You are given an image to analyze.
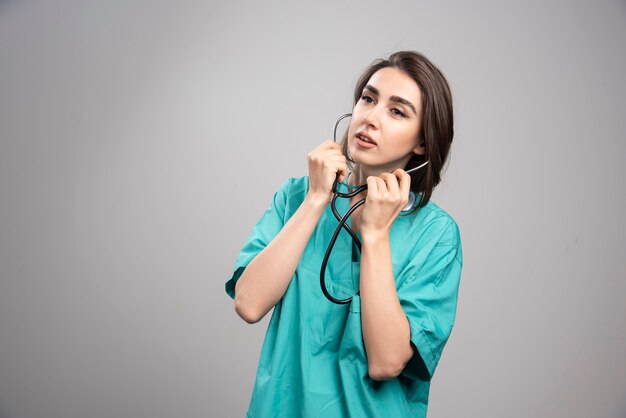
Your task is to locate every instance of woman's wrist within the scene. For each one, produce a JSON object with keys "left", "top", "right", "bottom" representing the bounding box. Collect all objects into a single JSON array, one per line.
[
  {"left": 304, "top": 192, "right": 330, "bottom": 209},
  {"left": 361, "top": 228, "right": 391, "bottom": 245}
]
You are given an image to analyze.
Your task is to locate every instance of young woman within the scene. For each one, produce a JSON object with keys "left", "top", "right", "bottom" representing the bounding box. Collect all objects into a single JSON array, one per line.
[{"left": 226, "top": 51, "right": 463, "bottom": 417}]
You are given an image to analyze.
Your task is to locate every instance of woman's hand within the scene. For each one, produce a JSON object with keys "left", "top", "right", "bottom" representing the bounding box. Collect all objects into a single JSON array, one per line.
[
  {"left": 360, "top": 169, "right": 411, "bottom": 240},
  {"left": 306, "top": 140, "right": 348, "bottom": 205}
]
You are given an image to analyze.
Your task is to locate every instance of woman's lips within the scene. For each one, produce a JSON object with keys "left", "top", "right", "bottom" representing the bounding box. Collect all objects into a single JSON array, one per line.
[
  {"left": 356, "top": 131, "right": 377, "bottom": 145},
  {"left": 356, "top": 135, "right": 377, "bottom": 148}
]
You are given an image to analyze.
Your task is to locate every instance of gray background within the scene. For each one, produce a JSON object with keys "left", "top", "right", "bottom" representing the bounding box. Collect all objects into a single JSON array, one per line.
[{"left": 1, "top": 0, "right": 625, "bottom": 417}]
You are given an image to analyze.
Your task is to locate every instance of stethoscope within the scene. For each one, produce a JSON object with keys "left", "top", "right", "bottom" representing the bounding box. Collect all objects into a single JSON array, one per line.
[{"left": 320, "top": 113, "right": 430, "bottom": 304}]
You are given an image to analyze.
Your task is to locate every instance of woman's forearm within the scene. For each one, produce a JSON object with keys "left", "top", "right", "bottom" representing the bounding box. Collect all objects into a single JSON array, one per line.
[
  {"left": 360, "top": 232, "right": 414, "bottom": 380},
  {"left": 234, "top": 193, "right": 327, "bottom": 324}
]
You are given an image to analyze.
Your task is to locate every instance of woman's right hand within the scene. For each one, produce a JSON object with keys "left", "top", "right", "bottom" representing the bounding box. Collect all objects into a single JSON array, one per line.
[{"left": 306, "top": 140, "right": 348, "bottom": 205}]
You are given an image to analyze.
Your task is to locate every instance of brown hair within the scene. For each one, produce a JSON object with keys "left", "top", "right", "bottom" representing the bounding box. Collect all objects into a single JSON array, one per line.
[{"left": 340, "top": 51, "right": 454, "bottom": 211}]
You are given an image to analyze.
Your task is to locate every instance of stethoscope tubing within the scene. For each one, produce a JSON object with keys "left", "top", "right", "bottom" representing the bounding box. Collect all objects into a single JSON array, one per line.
[{"left": 320, "top": 177, "right": 367, "bottom": 304}]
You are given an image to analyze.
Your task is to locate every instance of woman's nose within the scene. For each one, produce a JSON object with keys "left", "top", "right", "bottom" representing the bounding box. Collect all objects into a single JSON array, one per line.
[{"left": 363, "top": 105, "right": 382, "bottom": 128}]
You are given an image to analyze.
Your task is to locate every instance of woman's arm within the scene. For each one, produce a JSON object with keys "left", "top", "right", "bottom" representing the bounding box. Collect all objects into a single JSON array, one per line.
[
  {"left": 360, "top": 232, "right": 414, "bottom": 381},
  {"left": 234, "top": 140, "right": 348, "bottom": 324},
  {"left": 233, "top": 193, "right": 327, "bottom": 324},
  {"left": 356, "top": 171, "right": 415, "bottom": 380}
]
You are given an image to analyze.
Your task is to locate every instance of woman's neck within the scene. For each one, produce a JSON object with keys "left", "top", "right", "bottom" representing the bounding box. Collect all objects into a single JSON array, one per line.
[
  {"left": 348, "top": 154, "right": 417, "bottom": 187},
  {"left": 347, "top": 164, "right": 397, "bottom": 187}
]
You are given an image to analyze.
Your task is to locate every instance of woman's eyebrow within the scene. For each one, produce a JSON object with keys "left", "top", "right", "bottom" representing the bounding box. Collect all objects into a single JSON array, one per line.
[{"left": 364, "top": 84, "right": 417, "bottom": 116}]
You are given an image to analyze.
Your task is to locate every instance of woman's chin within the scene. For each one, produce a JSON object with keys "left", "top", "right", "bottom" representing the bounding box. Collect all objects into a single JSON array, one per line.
[
  {"left": 348, "top": 145, "right": 368, "bottom": 162},
  {"left": 348, "top": 149, "right": 374, "bottom": 167}
]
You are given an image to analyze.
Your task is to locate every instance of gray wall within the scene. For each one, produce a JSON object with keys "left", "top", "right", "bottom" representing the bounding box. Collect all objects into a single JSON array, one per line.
[{"left": 1, "top": 1, "right": 625, "bottom": 417}]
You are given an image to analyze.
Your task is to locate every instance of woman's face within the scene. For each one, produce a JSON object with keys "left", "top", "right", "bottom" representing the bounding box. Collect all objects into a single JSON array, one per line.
[{"left": 347, "top": 67, "right": 425, "bottom": 173}]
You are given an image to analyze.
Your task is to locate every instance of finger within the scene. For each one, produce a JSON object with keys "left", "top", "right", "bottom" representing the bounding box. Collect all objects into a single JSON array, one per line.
[
  {"left": 366, "top": 176, "right": 379, "bottom": 196},
  {"left": 374, "top": 177, "right": 387, "bottom": 198},
  {"left": 324, "top": 154, "right": 348, "bottom": 162},
  {"left": 309, "top": 150, "right": 345, "bottom": 165},
  {"left": 325, "top": 140, "right": 343, "bottom": 150},
  {"left": 316, "top": 140, "right": 339, "bottom": 151},
  {"left": 394, "top": 169, "right": 411, "bottom": 200},
  {"left": 379, "top": 172, "right": 400, "bottom": 195},
  {"left": 324, "top": 148, "right": 346, "bottom": 158},
  {"left": 336, "top": 164, "right": 348, "bottom": 181},
  {"left": 326, "top": 160, "right": 348, "bottom": 178}
]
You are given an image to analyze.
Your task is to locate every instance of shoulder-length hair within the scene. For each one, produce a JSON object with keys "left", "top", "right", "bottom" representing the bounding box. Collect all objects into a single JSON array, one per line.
[{"left": 340, "top": 51, "right": 455, "bottom": 211}]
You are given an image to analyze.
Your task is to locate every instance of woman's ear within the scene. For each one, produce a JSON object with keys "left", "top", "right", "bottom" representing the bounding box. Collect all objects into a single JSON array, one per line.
[{"left": 412, "top": 140, "right": 427, "bottom": 155}]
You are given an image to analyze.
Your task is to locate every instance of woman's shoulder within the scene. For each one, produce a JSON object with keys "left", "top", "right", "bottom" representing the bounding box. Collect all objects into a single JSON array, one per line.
[
  {"left": 405, "top": 197, "right": 461, "bottom": 245},
  {"left": 281, "top": 175, "right": 309, "bottom": 194},
  {"left": 275, "top": 175, "right": 309, "bottom": 200},
  {"left": 272, "top": 176, "right": 310, "bottom": 215},
  {"left": 418, "top": 198, "right": 457, "bottom": 224}
]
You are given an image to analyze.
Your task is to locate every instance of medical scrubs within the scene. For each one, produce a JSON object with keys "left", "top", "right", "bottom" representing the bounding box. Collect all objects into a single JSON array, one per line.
[{"left": 225, "top": 176, "right": 463, "bottom": 418}]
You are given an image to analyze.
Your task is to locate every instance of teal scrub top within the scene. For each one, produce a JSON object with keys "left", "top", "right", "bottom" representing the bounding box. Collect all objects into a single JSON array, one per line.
[{"left": 226, "top": 176, "right": 463, "bottom": 418}]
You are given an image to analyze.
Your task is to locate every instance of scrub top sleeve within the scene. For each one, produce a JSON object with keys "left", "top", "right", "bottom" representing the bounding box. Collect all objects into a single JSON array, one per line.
[
  {"left": 398, "top": 219, "right": 463, "bottom": 381},
  {"left": 225, "top": 178, "right": 292, "bottom": 300}
]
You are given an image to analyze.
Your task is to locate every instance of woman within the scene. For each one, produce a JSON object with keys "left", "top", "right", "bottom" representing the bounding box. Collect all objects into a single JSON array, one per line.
[{"left": 226, "top": 51, "right": 463, "bottom": 417}]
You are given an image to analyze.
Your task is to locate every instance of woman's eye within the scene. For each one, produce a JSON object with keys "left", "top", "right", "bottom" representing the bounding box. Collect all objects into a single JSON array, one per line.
[
  {"left": 360, "top": 94, "right": 374, "bottom": 103},
  {"left": 391, "top": 108, "right": 407, "bottom": 118}
]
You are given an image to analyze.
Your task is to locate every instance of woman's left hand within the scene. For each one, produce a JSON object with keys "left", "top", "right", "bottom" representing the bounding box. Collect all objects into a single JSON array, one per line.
[{"left": 360, "top": 169, "right": 411, "bottom": 240}]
